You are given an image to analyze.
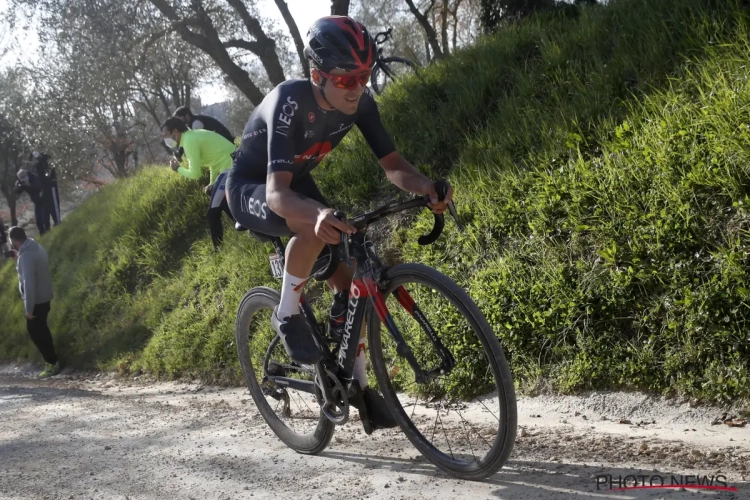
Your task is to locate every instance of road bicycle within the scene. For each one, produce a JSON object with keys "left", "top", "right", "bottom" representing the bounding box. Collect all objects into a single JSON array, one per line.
[
  {"left": 370, "top": 28, "right": 420, "bottom": 95},
  {"left": 234, "top": 182, "right": 517, "bottom": 480}
]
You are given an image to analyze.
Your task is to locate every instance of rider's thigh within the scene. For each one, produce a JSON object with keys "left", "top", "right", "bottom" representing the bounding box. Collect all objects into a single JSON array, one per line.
[
  {"left": 226, "top": 172, "right": 330, "bottom": 238},
  {"left": 226, "top": 175, "right": 293, "bottom": 237}
]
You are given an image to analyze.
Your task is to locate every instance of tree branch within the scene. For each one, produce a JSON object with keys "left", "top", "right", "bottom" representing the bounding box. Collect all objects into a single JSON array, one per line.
[
  {"left": 224, "top": 38, "right": 263, "bottom": 53},
  {"left": 404, "top": 0, "right": 444, "bottom": 59},
  {"left": 330, "top": 0, "right": 351, "bottom": 16},
  {"left": 274, "top": 0, "right": 309, "bottom": 78},
  {"left": 225, "top": 0, "right": 286, "bottom": 85}
]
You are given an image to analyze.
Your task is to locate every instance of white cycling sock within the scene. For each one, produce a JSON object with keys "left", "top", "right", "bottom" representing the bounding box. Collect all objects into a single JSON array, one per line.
[
  {"left": 353, "top": 341, "right": 368, "bottom": 388},
  {"left": 277, "top": 270, "right": 305, "bottom": 319}
]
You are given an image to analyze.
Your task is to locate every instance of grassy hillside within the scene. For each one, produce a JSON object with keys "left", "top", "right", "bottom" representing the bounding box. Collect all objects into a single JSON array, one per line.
[{"left": 1, "top": 0, "right": 749, "bottom": 401}]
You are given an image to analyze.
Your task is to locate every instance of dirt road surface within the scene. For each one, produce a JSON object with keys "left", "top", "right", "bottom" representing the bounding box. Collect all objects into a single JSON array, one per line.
[{"left": 1, "top": 367, "right": 748, "bottom": 500}]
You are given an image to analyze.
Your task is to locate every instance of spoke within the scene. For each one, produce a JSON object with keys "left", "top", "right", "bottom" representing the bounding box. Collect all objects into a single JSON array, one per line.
[
  {"left": 473, "top": 366, "right": 501, "bottom": 422},
  {"left": 454, "top": 405, "right": 494, "bottom": 451},
  {"left": 459, "top": 415, "right": 477, "bottom": 462},
  {"left": 474, "top": 395, "right": 500, "bottom": 423},
  {"left": 436, "top": 395, "right": 454, "bottom": 460},
  {"left": 297, "top": 390, "right": 317, "bottom": 418},
  {"left": 431, "top": 401, "right": 439, "bottom": 443}
]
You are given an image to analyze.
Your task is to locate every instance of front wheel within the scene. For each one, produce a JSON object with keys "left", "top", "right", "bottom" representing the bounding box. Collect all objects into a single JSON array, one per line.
[
  {"left": 235, "top": 287, "right": 335, "bottom": 455},
  {"left": 367, "top": 264, "right": 517, "bottom": 480},
  {"left": 371, "top": 56, "right": 419, "bottom": 95}
]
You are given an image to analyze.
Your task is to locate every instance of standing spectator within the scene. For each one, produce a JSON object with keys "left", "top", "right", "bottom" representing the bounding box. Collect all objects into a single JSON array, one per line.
[
  {"left": 8, "top": 226, "right": 60, "bottom": 378},
  {"left": 30, "top": 151, "right": 61, "bottom": 227},
  {"left": 173, "top": 106, "right": 235, "bottom": 144},
  {"left": 14, "top": 169, "right": 49, "bottom": 235}
]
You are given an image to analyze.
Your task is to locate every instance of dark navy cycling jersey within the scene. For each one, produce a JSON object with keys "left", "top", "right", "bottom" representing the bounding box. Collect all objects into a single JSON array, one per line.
[{"left": 231, "top": 79, "right": 395, "bottom": 181}]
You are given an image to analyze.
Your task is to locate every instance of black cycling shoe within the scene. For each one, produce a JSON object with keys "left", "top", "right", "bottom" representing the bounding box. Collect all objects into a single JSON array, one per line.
[
  {"left": 271, "top": 308, "right": 324, "bottom": 365},
  {"left": 350, "top": 385, "right": 398, "bottom": 431}
]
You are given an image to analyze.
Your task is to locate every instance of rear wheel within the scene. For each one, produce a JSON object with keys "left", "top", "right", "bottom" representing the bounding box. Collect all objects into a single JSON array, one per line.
[
  {"left": 235, "top": 287, "right": 335, "bottom": 454},
  {"left": 368, "top": 264, "right": 517, "bottom": 480},
  {"left": 371, "top": 56, "right": 419, "bottom": 95}
]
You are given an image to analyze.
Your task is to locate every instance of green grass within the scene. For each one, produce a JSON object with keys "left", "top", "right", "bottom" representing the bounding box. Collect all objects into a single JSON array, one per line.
[{"left": 1, "top": 0, "right": 749, "bottom": 401}]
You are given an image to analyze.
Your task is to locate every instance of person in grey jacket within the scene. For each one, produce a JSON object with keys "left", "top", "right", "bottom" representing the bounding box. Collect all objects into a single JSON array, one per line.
[{"left": 8, "top": 226, "right": 60, "bottom": 378}]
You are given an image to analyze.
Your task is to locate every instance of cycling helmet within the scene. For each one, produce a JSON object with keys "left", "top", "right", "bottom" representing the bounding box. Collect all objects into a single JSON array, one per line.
[{"left": 304, "top": 16, "right": 375, "bottom": 72}]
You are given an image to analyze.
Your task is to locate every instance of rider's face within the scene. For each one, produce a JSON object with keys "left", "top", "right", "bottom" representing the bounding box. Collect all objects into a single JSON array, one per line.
[
  {"left": 318, "top": 68, "right": 369, "bottom": 115},
  {"left": 160, "top": 126, "right": 179, "bottom": 146}
]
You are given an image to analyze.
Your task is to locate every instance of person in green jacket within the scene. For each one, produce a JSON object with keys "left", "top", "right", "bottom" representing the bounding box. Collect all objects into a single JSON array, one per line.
[{"left": 161, "top": 117, "right": 236, "bottom": 250}]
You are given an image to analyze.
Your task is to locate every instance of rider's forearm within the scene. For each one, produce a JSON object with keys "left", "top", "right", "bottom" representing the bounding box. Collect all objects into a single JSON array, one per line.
[
  {"left": 267, "top": 186, "right": 327, "bottom": 226},
  {"left": 383, "top": 155, "right": 433, "bottom": 195}
]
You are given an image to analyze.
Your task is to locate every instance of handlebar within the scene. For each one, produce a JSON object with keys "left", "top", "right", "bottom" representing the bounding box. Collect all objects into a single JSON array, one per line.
[
  {"left": 374, "top": 27, "right": 393, "bottom": 45},
  {"left": 339, "top": 179, "right": 460, "bottom": 249}
]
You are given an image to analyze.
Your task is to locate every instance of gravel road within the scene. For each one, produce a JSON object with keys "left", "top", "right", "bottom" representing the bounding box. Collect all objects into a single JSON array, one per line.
[{"left": 1, "top": 367, "right": 748, "bottom": 499}]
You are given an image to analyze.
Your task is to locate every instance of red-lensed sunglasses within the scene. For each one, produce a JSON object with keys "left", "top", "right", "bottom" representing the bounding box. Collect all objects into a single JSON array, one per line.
[{"left": 317, "top": 68, "right": 371, "bottom": 89}]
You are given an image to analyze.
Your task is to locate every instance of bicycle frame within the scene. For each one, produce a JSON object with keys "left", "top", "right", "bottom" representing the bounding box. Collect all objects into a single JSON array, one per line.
[{"left": 263, "top": 208, "right": 457, "bottom": 396}]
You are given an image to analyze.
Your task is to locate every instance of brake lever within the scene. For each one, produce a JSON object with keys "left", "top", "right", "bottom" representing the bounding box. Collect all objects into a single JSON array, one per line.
[
  {"left": 334, "top": 211, "right": 351, "bottom": 266},
  {"left": 447, "top": 200, "right": 463, "bottom": 231},
  {"left": 433, "top": 180, "right": 463, "bottom": 231}
]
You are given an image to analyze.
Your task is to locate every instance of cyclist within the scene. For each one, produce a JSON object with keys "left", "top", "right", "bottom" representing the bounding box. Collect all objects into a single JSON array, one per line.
[
  {"left": 226, "top": 16, "right": 453, "bottom": 430},
  {"left": 174, "top": 106, "right": 235, "bottom": 144},
  {"left": 160, "top": 117, "right": 237, "bottom": 250}
]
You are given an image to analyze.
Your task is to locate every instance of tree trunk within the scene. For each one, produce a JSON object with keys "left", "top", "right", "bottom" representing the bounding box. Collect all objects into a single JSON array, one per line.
[
  {"left": 450, "top": 0, "right": 463, "bottom": 50},
  {"left": 274, "top": 0, "right": 310, "bottom": 78},
  {"left": 440, "top": 0, "right": 449, "bottom": 55},
  {"left": 0, "top": 184, "right": 17, "bottom": 226},
  {"left": 404, "top": 0, "right": 444, "bottom": 59},
  {"left": 331, "top": 0, "right": 350, "bottom": 16}
]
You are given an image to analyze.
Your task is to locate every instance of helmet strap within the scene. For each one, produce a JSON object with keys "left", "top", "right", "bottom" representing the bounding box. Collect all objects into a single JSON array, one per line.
[{"left": 312, "top": 69, "right": 336, "bottom": 111}]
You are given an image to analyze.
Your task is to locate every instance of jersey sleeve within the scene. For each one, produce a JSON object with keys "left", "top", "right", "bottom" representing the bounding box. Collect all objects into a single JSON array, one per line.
[
  {"left": 177, "top": 134, "right": 203, "bottom": 180},
  {"left": 265, "top": 88, "right": 300, "bottom": 175},
  {"left": 355, "top": 88, "right": 396, "bottom": 160}
]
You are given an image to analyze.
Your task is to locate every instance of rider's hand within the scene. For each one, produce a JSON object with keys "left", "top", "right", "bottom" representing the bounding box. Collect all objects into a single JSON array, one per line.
[
  {"left": 25, "top": 312, "right": 34, "bottom": 320},
  {"left": 315, "top": 208, "right": 355, "bottom": 245},
  {"left": 170, "top": 159, "right": 180, "bottom": 172},
  {"left": 425, "top": 180, "right": 454, "bottom": 215},
  {"left": 203, "top": 184, "right": 212, "bottom": 196}
]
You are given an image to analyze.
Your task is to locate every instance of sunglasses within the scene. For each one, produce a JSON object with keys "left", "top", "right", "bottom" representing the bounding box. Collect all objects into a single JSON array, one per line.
[{"left": 317, "top": 69, "right": 371, "bottom": 89}]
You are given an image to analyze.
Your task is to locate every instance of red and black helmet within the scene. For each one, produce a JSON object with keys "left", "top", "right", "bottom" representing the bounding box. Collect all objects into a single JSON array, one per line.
[{"left": 304, "top": 16, "right": 375, "bottom": 73}]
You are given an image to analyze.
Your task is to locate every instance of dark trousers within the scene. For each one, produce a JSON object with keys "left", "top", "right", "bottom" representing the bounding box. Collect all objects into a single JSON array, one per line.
[
  {"left": 207, "top": 172, "right": 234, "bottom": 249},
  {"left": 26, "top": 302, "right": 58, "bottom": 365},
  {"left": 34, "top": 202, "right": 49, "bottom": 235},
  {"left": 45, "top": 187, "right": 60, "bottom": 225}
]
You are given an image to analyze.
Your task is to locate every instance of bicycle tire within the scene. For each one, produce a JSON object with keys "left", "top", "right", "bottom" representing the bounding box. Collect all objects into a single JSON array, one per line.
[
  {"left": 367, "top": 264, "right": 517, "bottom": 480},
  {"left": 371, "top": 56, "right": 419, "bottom": 95},
  {"left": 235, "top": 286, "right": 335, "bottom": 455}
]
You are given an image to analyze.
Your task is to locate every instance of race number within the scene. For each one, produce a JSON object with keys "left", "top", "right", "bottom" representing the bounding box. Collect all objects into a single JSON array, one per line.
[{"left": 269, "top": 253, "right": 284, "bottom": 279}]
